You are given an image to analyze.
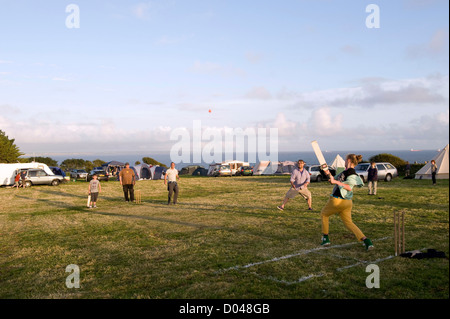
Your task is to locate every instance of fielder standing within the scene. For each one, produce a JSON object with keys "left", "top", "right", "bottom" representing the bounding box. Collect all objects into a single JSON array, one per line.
[
  {"left": 277, "top": 159, "right": 313, "bottom": 211},
  {"left": 164, "top": 162, "right": 180, "bottom": 205}
]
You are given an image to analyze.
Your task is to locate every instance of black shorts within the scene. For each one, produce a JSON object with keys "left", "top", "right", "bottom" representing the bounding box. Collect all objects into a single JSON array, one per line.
[{"left": 90, "top": 192, "right": 99, "bottom": 202}]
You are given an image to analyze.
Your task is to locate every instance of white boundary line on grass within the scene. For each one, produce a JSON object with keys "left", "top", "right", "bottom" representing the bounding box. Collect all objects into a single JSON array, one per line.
[
  {"left": 216, "top": 236, "right": 391, "bottom": 274},
  {"left": 249, "top": 255, "right": 395, "bottom": 285}
]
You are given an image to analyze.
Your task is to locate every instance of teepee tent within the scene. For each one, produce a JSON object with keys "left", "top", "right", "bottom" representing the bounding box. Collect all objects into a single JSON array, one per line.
[
  {"left": 415, "top": 144, "right": 449, "bottom": 180},
  {"left": 330, "top": 154, "right": 346, "bottom": 176}
]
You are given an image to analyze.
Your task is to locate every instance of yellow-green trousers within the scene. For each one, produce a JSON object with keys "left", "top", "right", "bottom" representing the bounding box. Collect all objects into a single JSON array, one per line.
[{"left": 321, "top": 196, "right": 365, "bottom": 241}]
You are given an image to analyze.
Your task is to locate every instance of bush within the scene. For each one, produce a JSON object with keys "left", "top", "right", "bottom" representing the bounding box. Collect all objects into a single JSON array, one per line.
[{"left": 369, "top": 153, "right": 406, "bottom": 169}]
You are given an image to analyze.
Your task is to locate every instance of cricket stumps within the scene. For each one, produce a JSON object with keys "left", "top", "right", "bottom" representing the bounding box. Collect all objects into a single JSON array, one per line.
[
  {"left": 394, "top": 211, "right": 405, "bottom": 256},
  {"left": 135, "top": 190, "right": 142, "bottom": 204}
]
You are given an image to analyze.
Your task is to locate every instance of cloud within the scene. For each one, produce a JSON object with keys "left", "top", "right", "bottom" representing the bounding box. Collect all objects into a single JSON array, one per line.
[
  {"left": 0, "top": 114, "right": 175, "bottom": 153},
  {"left": 406, "top": 28, "right": 449, "bottom": 59},
  {"left": 281, "top": 75, "right": 448, "bottom": 109},
  {"left": 244, "top": 87, "right": 272, "bottom": 100},
  {"left": 0, "top": 104, "right": 21, "bottom": 114},
  {"left": 0, "top": 60, "right": 13, "bottom": 64}
]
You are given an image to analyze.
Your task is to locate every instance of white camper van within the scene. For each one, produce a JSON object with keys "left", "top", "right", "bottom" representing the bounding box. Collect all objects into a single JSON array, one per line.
[{"left": 0, "top": 162, "right": 55, "bottom": 186}]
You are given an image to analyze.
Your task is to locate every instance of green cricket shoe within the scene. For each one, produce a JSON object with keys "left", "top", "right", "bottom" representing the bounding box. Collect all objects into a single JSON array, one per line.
[
  {"left": 320, "top": 235, "right": 331, "bottom": 246},
  {"left": 364, "top": 238, "right": 374, "bottom": 251}
]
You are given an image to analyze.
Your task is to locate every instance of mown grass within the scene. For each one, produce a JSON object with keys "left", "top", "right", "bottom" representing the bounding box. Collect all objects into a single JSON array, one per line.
[{"left": 0, "top": 176, "right": 448, "bottom": 299}]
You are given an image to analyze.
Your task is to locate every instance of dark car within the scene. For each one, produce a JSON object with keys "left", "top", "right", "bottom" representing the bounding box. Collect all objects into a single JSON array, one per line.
[
  {"left": 236, "top": 166, "right": 253, "bottom": 176},
  {"left": 86, "top": 169, "right": 109, "bottom": 182}
]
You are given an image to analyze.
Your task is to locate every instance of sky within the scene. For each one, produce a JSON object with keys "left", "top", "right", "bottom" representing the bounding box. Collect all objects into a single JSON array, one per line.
[{"left": 0, "top": 0, "right": 449, "bottom": 159}]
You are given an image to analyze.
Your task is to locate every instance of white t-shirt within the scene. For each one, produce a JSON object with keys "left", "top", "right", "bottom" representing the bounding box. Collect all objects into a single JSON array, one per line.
[{"left": 165, "top": 168, "right": 178, "bottom": 182}]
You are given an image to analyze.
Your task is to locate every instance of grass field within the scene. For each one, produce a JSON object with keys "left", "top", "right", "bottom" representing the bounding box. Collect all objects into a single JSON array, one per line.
[{"left": 0, "top": 176, "right": 448, "bottom": 299}]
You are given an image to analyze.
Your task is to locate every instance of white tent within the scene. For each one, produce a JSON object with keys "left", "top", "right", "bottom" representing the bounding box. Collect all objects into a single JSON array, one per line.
[
  {"left": 253, "top": 161, "right": 279, "bottom": 175},
  {"left": 415, "top": 144, "right": 449, "bottom": 180},
  {"left": 276, "top": 161, "right": 296, "bottom": 175},
  {"left": 330, "top": 154, "right": 346, "bottom": 175}
]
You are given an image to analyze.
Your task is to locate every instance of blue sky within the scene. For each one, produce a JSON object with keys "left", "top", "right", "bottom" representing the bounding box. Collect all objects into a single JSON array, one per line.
[{"left": 0, "top": 0, "right": 448, "bottom": 157}]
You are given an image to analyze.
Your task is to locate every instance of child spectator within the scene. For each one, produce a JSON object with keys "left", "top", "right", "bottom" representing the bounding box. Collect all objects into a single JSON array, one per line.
[
  {"left": 88, "top": 174, "right": 101, "bottom": 208},
  {"left": 13, "top": 171, "right": 21, "bottom": 189}
]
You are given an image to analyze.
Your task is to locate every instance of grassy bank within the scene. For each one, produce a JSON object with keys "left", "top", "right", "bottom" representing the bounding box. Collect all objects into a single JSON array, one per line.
[{"left": 0, "top": 176, "right": 448, "bottom": 299}]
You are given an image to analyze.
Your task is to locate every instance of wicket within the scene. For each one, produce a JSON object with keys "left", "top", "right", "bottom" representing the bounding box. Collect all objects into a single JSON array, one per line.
[
  {"left": 135, "top": 190, "right": 141, "bottom": 204},
  {"left": 394, "top": 211, "right": 405, "bottom": 256}
]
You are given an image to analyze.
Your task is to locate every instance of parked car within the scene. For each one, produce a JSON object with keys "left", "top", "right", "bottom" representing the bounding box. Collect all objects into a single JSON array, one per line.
[
  {"left": 236, "top": 166, "right": 253, "bottom": 176},
  {"left": 23, "top": 169, "right": 65, "bottom": 187},
  {"left": 70, "top": 169, "right": 88, "bottom": 180},
  {"left": 355, "top": 162, "right": 398, "bottom": 182},
  {"left": 305, "top": 165, "right": 336, "bottom": 182},
  {"left": 214, "top": 165, "right": 232, "bottom": 177},
  {"left": 86, "top": 169, "right": 109, "bottom": 182}
]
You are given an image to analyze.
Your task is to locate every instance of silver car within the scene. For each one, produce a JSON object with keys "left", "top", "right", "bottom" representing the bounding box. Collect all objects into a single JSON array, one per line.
[
  {"left": 355, "top": 162, "right": 398, "bottom": 182},
  {"left": 70, "top": 169, "right": 88, "bottom": 180},
  {"left": 305, "top": 165, "right": 336, "bottom": 182},
  {"left": 23, "top": 169, "right": 65, "bottom": 187}
]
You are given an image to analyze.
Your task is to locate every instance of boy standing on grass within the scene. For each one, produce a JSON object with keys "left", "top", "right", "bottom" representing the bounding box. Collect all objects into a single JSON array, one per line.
[{"left": 88, "top": 174, "right": 101, "bottom": 208}]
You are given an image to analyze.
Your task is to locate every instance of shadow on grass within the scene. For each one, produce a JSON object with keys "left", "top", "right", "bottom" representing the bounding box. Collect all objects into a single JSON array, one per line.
[{"left": 89, "top": 210, "right": 223, "bottom": 230}]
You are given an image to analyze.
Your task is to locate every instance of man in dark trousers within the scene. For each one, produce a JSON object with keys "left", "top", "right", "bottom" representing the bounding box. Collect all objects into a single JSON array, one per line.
[
  {"left": 119, "top": 163, "right": 135, "bottom": 202},
  {"left": 367, "top": 161, "right": 378, "bottom": 195},
  {"left": 164, "top": 162, "right": 180, "bottom": 205}
]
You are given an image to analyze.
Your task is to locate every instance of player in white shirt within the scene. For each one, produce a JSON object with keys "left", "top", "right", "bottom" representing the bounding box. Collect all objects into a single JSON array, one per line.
[{"left": 164, "top": 162, "right": 180, "bottom": 205}]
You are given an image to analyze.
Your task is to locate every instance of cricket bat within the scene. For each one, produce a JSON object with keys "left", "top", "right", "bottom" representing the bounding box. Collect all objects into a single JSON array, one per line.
[
  {"left": 87, "top": 195, "right": 91, "bottom": 207},
  {"left": 311, "top": 140, "right": 329, "bottom": 172}
]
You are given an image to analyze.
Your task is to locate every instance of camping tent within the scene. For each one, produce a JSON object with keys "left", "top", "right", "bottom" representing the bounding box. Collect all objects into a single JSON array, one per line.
[
  {"left": 102, "top": 161, "right": 125, "bottom": 179},
  {"left": 330, "top": 154, "right": 346, "bottom": 176},
  {"left": 49, "top": 166, "right": 66, "bottom": 178},
  {"left": 207, "top": 164, "right": 220, "bottom": 176},
  {"left": 415, "top": 144, "right": 449, "bottom": 180},
  {"left": 133, "top": 163, "right": 152, "bottom": 180},
  {"left": 180, "top": 165, "right": 204, "bottom": 175},
  {"left": 192, "top": 167, "right": 208, "bottom": 176},
  {"left": 277, "top": 161, "right": 296, "bottom": 175},
  {"left": 150, "top": 166, "right": 166, "bottom": 180},
  {"left": 253, "top": 161, "right": 279, "bottom": 175}
]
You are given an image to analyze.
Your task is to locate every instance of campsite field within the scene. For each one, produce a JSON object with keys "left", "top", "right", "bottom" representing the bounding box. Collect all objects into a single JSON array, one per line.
[{"left": 0, "top": 176, "right": 448, "bottom": 299}]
